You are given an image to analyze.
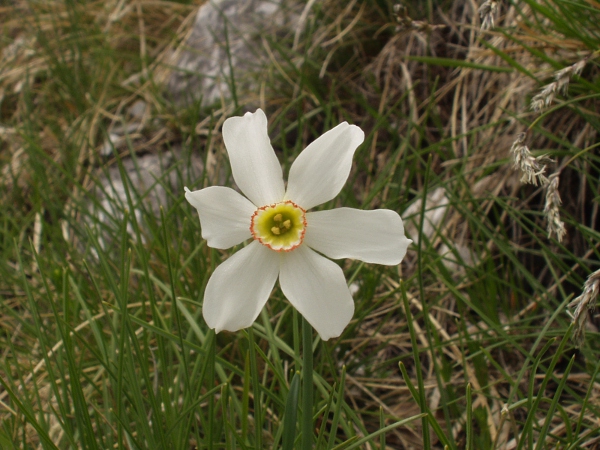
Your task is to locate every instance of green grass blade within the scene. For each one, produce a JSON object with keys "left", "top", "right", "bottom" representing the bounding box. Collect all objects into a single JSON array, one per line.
[{"left": 282, "top": 371, "right": 301, "bottom": 450}]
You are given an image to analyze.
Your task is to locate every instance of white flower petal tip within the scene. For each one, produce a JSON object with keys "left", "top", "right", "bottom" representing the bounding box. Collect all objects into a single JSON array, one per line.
[
  {"left": 222, "top": 108, "right": 285, "bottom": 206},
  {"left": 185, "top": 186, "right": 256, "bottom": 249},
  {"left": 280, "top": 246, "right": 355, "bottom": 340},
  {"left": 203, "top": 241, "right": 280, "bottom": 333},
  {"left": 285, "top": 122, "right": 365, "bottom": 210},
  {"left": 304, "top": 208, "right": 412, "bottom": 265}
]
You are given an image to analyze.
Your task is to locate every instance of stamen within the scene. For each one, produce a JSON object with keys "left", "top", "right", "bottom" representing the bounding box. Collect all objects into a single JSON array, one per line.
[
  {"left": 271, "top": 227, "right": 281, "bottom": 235},
  {"left": 283, "top": 220, "right": 291, "bottom": 229},
  {"left": 273, "top": 213, "right": 282, "bottom": 222}
]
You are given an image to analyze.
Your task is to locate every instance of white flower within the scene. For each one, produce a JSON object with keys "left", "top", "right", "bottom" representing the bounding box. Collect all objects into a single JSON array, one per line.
[{"left": 185, "top": 109, "right": 412, "bottom": 340}]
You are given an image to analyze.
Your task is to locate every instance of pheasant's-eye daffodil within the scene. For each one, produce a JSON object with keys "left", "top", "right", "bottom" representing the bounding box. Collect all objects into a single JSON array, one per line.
[{"left": 185, "top": 109, "right": 411, "bottom": 340}]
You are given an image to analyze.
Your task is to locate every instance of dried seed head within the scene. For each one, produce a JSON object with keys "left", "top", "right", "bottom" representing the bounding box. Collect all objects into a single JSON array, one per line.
[
  {"left": 571, "top": 59, "right": 587, "bottom": 76},
  {"left": 393, "top": 2, "right": 446, "bottom": 33},
  {"left": 531, "top": 58, "right": 589, "bottom": 111},
  {"left": 531, "top": 82, "right": 557, "bottom": 112},
  {"left": 479, "top": 0, "right": 499, "bottom": 30},
  {"left": 544, "top": 173, "right": 566, "bottom": 242},
  {"left": 555, "top": 59, "right": 587, "bottom": 94},
  {"left": 568, "top": 268, "right": 600, "bottom": 347},
  {"left": 510, "top": 133, "right": 552, "bottom": 186}
]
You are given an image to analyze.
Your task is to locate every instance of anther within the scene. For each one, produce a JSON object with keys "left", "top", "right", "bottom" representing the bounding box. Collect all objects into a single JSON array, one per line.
[
  {"left": 271, "top": 227, "right": 281, "bottom": 235},
  {"left": 273, "top": 213, "right": 283, "bottom": 222},
  {"left": 283, "top": 220, "right": 291, "bottom": 229}
]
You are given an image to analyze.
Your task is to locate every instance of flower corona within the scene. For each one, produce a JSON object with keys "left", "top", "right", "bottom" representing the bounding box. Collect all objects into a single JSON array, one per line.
[{"left": 250, "top": 201, "right": 306, "bottom": 252}]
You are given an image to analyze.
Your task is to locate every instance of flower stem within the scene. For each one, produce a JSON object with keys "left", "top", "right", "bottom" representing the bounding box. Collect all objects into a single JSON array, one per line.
[
  {"left": 301, "top": 316, "right": 313, "bottom": 450},
  {"left": 247, "top": 328, "right": 262, "bottom": 449}
]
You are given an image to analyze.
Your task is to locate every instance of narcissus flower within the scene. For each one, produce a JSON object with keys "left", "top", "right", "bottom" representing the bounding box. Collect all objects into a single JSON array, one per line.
[{"left": 185, "top": 109, "right": 411, "bottom": 340}]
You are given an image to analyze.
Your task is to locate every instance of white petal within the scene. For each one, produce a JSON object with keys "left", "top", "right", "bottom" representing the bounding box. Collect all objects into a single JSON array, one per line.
[
  {"left": 185, "top": 186, "right": 255, "bottom": 249},
  {"left": 203, "top": 241, "right": 280, "bottom": 333},
  {"left": 222, "top": 109, "right": 285, "bottom": 206},
  {"left": 285, "top": 122, "right": 364, "bottom": 210},
  {"left": 279, "top": 246, "right": 354, "bottom": 340},
  {"left": 304, "top": 208, "right": 412, "bottom": 265}
]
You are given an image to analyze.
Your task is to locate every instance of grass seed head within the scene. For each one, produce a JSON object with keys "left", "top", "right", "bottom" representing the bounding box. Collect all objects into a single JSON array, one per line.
[
  {"left": 393, "top": 3, "right": 446, "bottom": 33},
  {"left": 479, "top": 0, "right": 499, "bottom": 30},
  {"left": 531, "top": 58, "right": 589, "bottom": 111},
  {"left": 569, "top": 268, "right": 600, "bottom": 346},
  {"left": 510, "top": 133, "right": 552, "bottom": 186},
  {"left": 544, "top": 173, "right": 566, "bottom": 242}
]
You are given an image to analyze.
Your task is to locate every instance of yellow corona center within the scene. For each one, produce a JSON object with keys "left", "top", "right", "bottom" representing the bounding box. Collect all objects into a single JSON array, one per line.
[{"left": 250, "top": 201, "right": 306, "bottom": 252}]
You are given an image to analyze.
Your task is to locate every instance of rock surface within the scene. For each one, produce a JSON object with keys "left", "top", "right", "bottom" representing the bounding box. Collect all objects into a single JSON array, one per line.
[
  {"left": 92, "top": 0, "right": 298, "bottom": 241},
  {"left": 167, "top": 0, "right": 297, "bottom": 106}
]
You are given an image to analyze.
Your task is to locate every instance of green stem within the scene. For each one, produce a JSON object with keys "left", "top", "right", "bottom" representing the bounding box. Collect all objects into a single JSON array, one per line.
[
  {"left": 301, "top": 317, "right": 314, "bottom": 450},
  {"left": 247, "top": 328, "right": 262, "bottom": 449}
]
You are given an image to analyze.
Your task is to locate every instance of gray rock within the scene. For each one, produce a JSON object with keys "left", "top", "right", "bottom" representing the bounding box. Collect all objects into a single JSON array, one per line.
[
  {"left": 89, "top": 0, "right": 298, "bottom": 248},
  {"left": 86, "top": 148, "right": 205, "bottom": 249},
  {"left": 166, "top": 0, "right": 297, "bottom": 106}
]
